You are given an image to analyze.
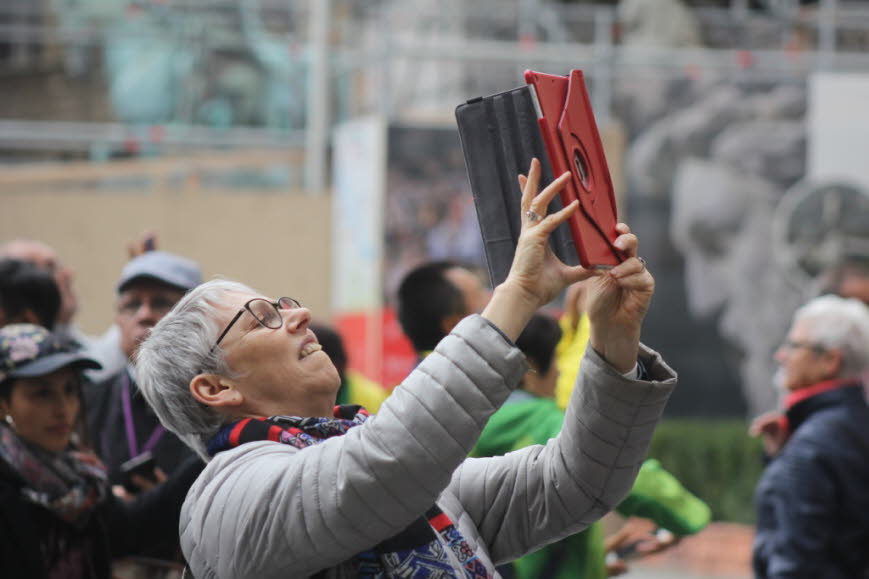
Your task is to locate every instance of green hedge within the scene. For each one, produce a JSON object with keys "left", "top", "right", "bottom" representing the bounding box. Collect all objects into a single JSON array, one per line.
[{"left": 647, "top": 419, "right": 764, "bottom": 524}]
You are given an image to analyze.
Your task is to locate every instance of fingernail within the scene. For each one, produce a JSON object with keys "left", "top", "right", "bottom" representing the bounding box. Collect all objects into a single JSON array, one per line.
[{"left": 614, "top": 239, "right": 626, "bottom": 250}]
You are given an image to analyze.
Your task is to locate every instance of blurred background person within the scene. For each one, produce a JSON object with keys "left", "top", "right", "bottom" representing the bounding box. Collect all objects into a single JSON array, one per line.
[
  {"left": 752, "top": 295, "right": 869, "bottom": 578},
  {"left": 85, "top": 230, "right": 162, "bottom": 384},
  {"left": 0, "top": 324, "right": 200, "bottom": 579},
  {"left": 85, "top": 250, "right": 204, "bottom": 563},
  {"left": 0, "top": 240, "right": 78, "bottom": 334},
  {"left": 396, "top": 260, "right": 491, "bottom": 359},
  {"left": 0, "top": 258, "right": 62, "bottom": 330},
  {"left": 87, "top": 251, "right": 203, "bottom": 483}
]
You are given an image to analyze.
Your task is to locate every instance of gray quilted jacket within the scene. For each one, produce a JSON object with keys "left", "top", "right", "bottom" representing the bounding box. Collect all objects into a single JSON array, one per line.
[{"left": 180, "top": 315, "right": 677, "bottom": 578}]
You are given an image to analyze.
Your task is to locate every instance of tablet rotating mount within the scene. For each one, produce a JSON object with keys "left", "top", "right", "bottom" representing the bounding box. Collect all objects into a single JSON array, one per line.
[{"left": 456, "top": 69, "right": 625, "bottom": 286}]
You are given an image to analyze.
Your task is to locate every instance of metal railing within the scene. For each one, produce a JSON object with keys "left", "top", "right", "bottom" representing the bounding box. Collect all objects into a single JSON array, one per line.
[{"left": 1, "top": 0, "right": 869, "bottom": 191}]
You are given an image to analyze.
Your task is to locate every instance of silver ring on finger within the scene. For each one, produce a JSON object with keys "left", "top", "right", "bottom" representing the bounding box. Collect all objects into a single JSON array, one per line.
[{"left": 525, "top": 209, "right": 542, "bottom": 222}]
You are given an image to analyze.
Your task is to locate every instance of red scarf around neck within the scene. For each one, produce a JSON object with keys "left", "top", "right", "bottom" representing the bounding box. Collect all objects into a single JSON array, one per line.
[{"left": 779, "top": 378, "right": 857, "bottom": 437}]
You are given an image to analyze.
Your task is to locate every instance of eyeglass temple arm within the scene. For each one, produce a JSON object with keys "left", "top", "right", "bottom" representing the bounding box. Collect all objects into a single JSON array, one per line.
[{"left": 211, "top": 309, "right": 246, "bottom": 353}]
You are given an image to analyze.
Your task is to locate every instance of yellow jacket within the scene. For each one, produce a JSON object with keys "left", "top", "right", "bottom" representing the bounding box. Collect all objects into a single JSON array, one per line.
[
  {"left": 555, "top": 312, "right": 591, "bottom": 410},
  {"left": 343, "top": 369, "right": 389, "bottom": 414}
]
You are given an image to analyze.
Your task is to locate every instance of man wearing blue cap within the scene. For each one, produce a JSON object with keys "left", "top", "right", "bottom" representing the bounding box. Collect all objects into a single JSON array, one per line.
[
  {"left": 86, "top": 251, "right": 203, "bottom": 490},
  {"left": 86, "top": 251, "right": 204, "bottom": 562}
]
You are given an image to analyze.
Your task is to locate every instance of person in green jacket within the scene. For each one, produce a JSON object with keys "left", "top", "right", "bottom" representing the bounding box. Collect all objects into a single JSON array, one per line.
[{"left": 472, "top": 312, "right": 711, "bottom": 579}]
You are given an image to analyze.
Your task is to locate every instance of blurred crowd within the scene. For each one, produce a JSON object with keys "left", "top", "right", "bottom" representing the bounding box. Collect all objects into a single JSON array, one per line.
[{"left": 0, "top": 224, "right": 867, "bottom": 577}]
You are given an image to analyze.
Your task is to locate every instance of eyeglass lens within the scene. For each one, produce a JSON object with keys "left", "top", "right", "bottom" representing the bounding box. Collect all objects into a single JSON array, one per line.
[
  {"left": 248, "top": 297, "right": 301, "bottom": 329},
  {"left": 277, "top": 297, "right": 300, "bottom": 311}
]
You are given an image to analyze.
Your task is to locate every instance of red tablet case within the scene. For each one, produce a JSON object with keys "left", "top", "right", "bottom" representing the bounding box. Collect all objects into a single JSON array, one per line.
[{"left": 524, "top": 69, "right": 624, "bottom": 268}]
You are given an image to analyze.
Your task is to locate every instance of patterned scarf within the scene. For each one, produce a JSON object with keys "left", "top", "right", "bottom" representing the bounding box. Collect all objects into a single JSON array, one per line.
[
  {"left": 208, "top": 405, "right": 492, "bottom": 578},
  {"left": 0, "top": 423, "right": 107, "bottom": 526}
]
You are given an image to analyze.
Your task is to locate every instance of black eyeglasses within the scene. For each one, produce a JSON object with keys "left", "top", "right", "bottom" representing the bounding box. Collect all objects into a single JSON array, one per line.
[
  {"left": 211, "top": 297, "right": 302, "bottom": 352},
  {"left": 782, "top": 339, "right": 826, "bottom": 354}
]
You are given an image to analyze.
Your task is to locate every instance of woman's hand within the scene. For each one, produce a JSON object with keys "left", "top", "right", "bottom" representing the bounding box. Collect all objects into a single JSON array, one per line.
[
  {"left": 482, "top": 157, "right": 654, "bottom": 365},
  {"left": 585, "top": 224, "right": 653, "bottom": 328},
  {"left": 586, "top": 223, "right": 654, "bottom": 373},
  {"left": 482, "top": 158, "right": 592, "bottom": 340},
  {"left": 505, "top": 158, "right": 595, "bottom": 305}
]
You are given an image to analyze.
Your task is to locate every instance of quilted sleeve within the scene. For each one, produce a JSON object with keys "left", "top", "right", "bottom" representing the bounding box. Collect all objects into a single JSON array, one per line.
[
  {"left": 443, "top": 343, "right": 677, "bottom": 565},
  {"left": 614, "top": 458, "right": 710, "bottom": 535},
  {"left": 180, "top": 315, "right": 527, "bottom": 578}
]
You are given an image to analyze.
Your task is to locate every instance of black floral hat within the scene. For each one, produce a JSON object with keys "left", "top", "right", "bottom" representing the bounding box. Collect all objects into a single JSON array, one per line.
[{"left": 0, "top": 324, "right": 101, "bottom": 383}]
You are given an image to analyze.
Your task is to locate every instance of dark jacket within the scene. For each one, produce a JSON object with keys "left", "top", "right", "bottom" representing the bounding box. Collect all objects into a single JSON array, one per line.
[
  {"left": 0, "top": 454, "right": 202, "bottom": 579},
  {"left": 753, "top": 382, "right": 869, "bottom": 578},
  {"left": 86, "top": 368, "right": 196, "bottom": 485},
  {"left": 85, "top": 368, "right": 203, "bottom": 560}
]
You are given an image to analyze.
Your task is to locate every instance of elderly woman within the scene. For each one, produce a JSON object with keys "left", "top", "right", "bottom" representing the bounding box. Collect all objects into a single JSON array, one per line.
[
  {"left": 136, "top": 160, "right": 677, "bottom": 578},
  {"left": 0, "top": 324, "right": 201, "bottom": 579}
]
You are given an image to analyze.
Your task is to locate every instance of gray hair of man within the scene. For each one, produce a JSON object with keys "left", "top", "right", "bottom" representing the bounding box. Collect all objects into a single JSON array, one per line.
[
  {"left": 136, "top": 279, "right": 256, "bottom": 461},
  {"left": 792, "top": 294, "right": 869, "bottom": 379}
]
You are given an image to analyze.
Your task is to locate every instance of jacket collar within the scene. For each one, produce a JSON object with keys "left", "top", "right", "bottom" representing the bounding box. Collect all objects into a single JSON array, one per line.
[{"left": 784, "top": 378, "right": 864, "bottom": 433}]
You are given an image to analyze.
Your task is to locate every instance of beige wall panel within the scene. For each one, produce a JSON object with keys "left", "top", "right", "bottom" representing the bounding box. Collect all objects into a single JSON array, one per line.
[
  {"left": 601, "top": 120, "right": 626, "bottom": 211},
  {"left": 0, "top": 189, "right": 332, "bottom": 335}
]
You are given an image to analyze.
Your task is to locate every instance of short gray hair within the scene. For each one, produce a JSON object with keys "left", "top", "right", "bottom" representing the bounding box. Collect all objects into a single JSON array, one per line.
[
  {"left": 136, "top": 279, "right": 257, "bottom": 461},
  {"left": 793, "top": 294, "right": 869, "bottom": 379}
]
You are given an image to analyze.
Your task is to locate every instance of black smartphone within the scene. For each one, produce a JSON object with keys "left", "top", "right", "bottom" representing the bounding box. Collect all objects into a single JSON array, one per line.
[{"left": 120, "top": 451, "right": 158, "bottom": 493}]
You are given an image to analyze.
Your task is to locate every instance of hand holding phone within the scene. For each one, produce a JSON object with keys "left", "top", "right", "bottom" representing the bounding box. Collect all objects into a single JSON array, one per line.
[{"left": 120, "top": 451, "right": 160, "bottom": 494}]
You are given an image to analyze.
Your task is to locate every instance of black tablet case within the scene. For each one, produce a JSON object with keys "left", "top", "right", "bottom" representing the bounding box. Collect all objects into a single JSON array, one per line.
[{"left": 455, "top": 86, "right": 579, "bottom": 287}]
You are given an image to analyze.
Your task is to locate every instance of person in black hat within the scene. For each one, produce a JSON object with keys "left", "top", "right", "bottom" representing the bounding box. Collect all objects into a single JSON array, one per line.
[{"left": 0, "top": 324, "right": 200, "bottom": 579}]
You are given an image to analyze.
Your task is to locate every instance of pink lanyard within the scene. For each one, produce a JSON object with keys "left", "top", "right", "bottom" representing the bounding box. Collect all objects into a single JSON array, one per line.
[{"left": 122, "top": 372, "right": 165, "bottom": 458}]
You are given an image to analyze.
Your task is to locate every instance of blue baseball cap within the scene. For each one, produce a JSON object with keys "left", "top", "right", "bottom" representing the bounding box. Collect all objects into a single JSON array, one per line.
[{"left": 117, "top": 251, "right": 202, "bottom": 293}]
